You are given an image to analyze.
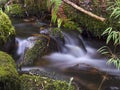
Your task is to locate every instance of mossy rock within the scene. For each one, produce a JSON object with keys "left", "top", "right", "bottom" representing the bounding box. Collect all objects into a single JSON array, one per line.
[
  {"left": 22, "top": 35, "right": 60, "bottom": 65},
  {"left": 0, "top": 9, "right": 16, "bottom": 52},
  {"left": 0, "top": 51, "right": 20, "bottom": 90},
  {"left": 20, "top": 74, "right": 75, "bottom": 90},
  {"left": 5, "top": 4, "right": 25, "bottom": 17}
]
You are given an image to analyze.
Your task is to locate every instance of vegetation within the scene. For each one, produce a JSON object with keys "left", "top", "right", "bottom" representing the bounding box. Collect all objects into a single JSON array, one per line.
[
  {"left": 98, "top": 0, "right": 120, "bottom": 69},
  {"left": 20, "top": 74, "right": 75, "bottom": 90},
  {"left": 48, "top": 0, "right": 81, "bottom": 31}
]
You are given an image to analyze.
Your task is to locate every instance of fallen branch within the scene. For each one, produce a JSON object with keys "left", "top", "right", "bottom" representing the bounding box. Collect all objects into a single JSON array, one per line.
[{"left": 63, "top": 0, "right": 106, "bottom": 22}]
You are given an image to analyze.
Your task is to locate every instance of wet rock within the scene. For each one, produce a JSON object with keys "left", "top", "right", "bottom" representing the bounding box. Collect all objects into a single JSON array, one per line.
[
  {"left": 21, "top": 36, "right": 61, "bottom": 65},
  {"left": 17, "top": 27, "right": 65, "bottom": 66}
]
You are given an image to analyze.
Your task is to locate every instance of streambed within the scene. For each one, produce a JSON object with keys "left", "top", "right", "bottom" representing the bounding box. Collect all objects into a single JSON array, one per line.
[{"left": 13, "top": 19, "right": 120, "bottom": 90}]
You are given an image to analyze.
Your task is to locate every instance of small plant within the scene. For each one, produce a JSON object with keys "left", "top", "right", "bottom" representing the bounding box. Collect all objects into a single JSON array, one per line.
[
  {"left": 67, "top": 77, "right": 74, "bottom": 90},
  {"left": 47, "top": 0, "right": 62, "bottom": 27}
]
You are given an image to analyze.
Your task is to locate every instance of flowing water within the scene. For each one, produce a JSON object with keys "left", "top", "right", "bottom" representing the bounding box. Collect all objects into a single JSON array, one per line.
[{"left": 13, "top": 19, "right": 120, "bottom": 90}]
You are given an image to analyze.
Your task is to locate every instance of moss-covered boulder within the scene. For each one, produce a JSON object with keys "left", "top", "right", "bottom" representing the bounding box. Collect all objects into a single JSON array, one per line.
[
  {"left": 5, "top": 4, "right": 25, "bottom": 17},
  {"left": 0, "top": 51, "right": 20, "bottom": 90},
  {"left": 22, "top": 35, "right": 61, "bottom": 65},
  {"left": 20, "top": 74, "right": 75, "bottom": 90},
  {"left": 0, "top": 9, "right": 16, "bottom": 53}
]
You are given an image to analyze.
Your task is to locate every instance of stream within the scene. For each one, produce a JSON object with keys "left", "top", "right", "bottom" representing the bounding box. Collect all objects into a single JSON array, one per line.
[{"left": 13, "top": 19, "right": 120, "bottom": 90}]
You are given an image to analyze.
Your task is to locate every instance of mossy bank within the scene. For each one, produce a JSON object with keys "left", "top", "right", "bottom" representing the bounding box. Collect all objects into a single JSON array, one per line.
[{"left": 20, "top": 74, "right": 75, "bottom": 90}]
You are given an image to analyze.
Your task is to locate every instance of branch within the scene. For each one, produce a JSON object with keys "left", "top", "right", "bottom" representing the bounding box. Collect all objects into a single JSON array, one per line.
[{"left": 63, "top": 0, "right": 106, "bottom": 22}]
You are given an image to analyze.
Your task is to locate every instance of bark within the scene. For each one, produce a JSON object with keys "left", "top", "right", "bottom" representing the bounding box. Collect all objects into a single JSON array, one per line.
[{"left": 63, "top": 0, "right": 106, "bottom": 22}]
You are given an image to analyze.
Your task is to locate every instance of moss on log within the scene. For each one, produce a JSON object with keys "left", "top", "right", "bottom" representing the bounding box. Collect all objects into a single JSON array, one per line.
[{"left": 63, "top": 2, "right": 108, "bottom": 36}]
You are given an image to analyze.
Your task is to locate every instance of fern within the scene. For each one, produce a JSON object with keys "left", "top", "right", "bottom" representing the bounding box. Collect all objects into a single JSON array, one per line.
[
  {"left": 48, "top": 0, "right": 62, "bottom": 25},
  {"left": 99, "top": 0, "right": 120, "bottom": 69},
  {"left": 102, "top": 26, "right": 120, "bottom": 45},
  {"left": 98, "top": 46, "right": 120, "bottom": 69}
]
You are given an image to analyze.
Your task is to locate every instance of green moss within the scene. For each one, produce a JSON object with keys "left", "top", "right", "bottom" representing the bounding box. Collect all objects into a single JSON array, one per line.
[
  {"left": 0, "top": 9, "right": 15, "bottom": 42},
  {"left": 20, "top": 74, "right": 75, "bottom": 90},
  {"left": 23, "top": 38, "right": 48, "bottom": 65},
  {"left": 5, "top": 4, "right": 25, "bottom": 17},
  {"left": 0, "top": 51, "right": 20, "bottom": 90},
  {"left": 45, "top": 80, "right": 75, "bottom": 90}
]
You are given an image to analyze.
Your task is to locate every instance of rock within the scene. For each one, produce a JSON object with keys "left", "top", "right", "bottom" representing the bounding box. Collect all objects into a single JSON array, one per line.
[{"left": 0, "top": 51, "right": 20, "bottom": 90}]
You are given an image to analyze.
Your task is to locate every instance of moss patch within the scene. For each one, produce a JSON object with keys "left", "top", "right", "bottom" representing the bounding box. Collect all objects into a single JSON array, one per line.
[
  {"left": 0, "top": 51, "right": 20, "bottom": 90},
  {"left": 20, "top": 74, "right": 75, "bottom": 90}
]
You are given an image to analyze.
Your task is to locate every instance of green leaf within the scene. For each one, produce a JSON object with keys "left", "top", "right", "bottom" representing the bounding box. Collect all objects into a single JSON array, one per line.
[
  {"left": 106, "top": 33, "right": 112, "bottom": 44},
  {"left": 57, "top": 18, "right": 63, "bottom": 28},
  {"left": 102, "top": 27, "right": 112, "bottom": 35}
]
